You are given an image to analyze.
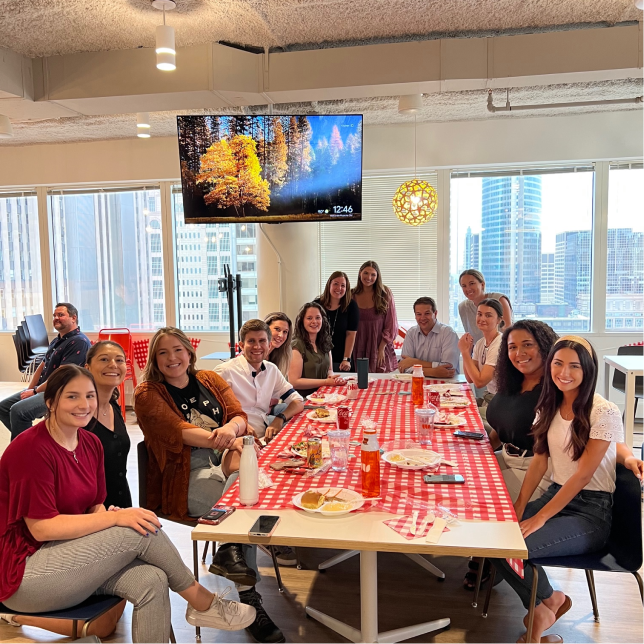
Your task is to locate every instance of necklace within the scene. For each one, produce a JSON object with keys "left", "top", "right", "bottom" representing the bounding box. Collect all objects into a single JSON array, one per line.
[
  {"left": 99, "top": 402, "right": 111, "bottom": 417},
  {"left": 328, "top": 308, "right": 339, "bottom": 337},
  {"left": 47, "top": 420, "right": 80, "bottom": 464}
]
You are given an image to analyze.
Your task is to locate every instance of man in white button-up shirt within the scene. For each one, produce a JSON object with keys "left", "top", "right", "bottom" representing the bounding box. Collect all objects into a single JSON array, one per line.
[
  {"left": 398, "top": 297, "right": 460, "bottom": 378},
  {"left": 215, "top": 319, "right": 304, "bottom": 441}
]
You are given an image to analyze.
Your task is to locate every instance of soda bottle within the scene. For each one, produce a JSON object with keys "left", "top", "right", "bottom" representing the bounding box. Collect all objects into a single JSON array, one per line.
[
  {"left": 361, "top": 425, "right": 380, "bottom": 498},
  {"left": 411, "top": 364, "right": 424, "bottom": 406}
]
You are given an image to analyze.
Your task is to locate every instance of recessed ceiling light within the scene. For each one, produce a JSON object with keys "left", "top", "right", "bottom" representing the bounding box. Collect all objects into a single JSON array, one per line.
[{"left": 152, "top": 0, "right": 176, "bottom": 71}]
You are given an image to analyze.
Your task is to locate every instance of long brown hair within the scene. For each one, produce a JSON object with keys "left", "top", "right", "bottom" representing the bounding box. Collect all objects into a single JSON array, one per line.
[
  {"left": 264, "top": 312, "right": 293, "bottom": 377},
  {"left": 44, "top": 364, "right": 97, "bottom": 417},
  {"left": 532, "top": 338, "right": 598, "bottom": 461},
  {"left": 86, "top": 340, "right": 126, "bottom": 403},
  {"left": 351, "top": 260, "right": 390, "bottom": 316},
  {"left": 294, "top": 302, "right": 333, "bottom": 355},
  {"left": 140, "top": 327, "right": 198, "bottom": 383},
  {"left": 319, "top": 271, "right": 352, "bottom": 312}
]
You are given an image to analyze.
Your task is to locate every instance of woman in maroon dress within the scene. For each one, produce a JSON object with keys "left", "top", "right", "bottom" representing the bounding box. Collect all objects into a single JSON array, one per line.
[{"left": 351, "top": 260, "right": 399, "bottom": 373}]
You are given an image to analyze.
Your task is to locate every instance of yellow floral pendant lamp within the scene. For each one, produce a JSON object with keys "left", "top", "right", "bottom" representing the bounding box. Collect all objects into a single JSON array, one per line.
[{"left": 392, "top": 101, "right": 438, "bottom": 226}]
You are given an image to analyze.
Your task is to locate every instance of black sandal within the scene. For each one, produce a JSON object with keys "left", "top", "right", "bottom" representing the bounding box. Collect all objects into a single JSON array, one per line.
[{"left": 463, "top": 559, "right": 491, "bottom": 591}]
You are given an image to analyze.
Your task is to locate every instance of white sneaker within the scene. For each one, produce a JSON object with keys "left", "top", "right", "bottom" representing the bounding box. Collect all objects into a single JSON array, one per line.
[{"left": 185, "top": 588, "right": 256, "bottom": 631}]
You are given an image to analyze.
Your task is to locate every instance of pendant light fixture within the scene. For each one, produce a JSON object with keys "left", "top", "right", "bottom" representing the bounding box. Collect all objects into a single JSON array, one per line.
[
  {"left": 137, "top": 112, "right": 151, "bottom": 138},
  {"left": 152, "top": 0, "right": 176, "bottom": 71},
  {"left": 0, "top": 115, "right": 13, "bottom": 138},
  {"left": 392, "top": 97, "right": 438, "bottom": 227}
]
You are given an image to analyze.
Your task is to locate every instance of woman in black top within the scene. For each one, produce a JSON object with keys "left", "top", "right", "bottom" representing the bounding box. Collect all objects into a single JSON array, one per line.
[
  {"left": 316, "top": 271, "right": 360, "bottom": 371},
  {"left": 85, "top": 340, "right": 132, "bottom": 509}
]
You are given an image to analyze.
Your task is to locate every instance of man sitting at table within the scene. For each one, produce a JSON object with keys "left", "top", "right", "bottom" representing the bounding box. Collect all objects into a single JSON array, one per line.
[
  {"left": 215, "top": 319, "right": 304, "bottom": 442},
  {"left": 398, "top": 297, "right": 460, "bottom": 378},
  {"left": 214, "top": 319, "right": 304, "bottom": 567}
]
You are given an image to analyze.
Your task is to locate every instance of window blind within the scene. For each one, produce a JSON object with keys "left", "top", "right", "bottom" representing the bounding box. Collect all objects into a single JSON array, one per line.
[
  {"left": 319, "top": 171, "right": 438, "bottom": 321},
  {"left": 451, "top": 165, "right": 594, "bottom": 179},
  {"left": 609, "top": 161, "right": 643, "bottom": 171}
]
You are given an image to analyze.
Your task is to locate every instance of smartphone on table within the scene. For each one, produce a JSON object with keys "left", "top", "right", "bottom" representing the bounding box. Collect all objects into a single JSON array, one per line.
[
  {"left": 249, "top": 515, "right": 281, "bottom": 537},
  {"left": 198, "top": 505, "right": 236, "bottom": 525},
  {"left": 423, "top": 474, "right": 465, "bottom": 484},
  {"left": 453, "top": 430, "right": 485, "bottom": 440}
]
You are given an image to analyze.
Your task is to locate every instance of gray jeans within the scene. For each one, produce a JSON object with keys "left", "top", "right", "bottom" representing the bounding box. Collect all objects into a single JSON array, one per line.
[
  {"left": 3, "top": 526, "right": 195, "bottom": 643},
  {"left": 0, "top": 391, "right": 47, "bottom": 440},
  {"left": 492, "top": 483, "right": 612, "bottom": 608}
]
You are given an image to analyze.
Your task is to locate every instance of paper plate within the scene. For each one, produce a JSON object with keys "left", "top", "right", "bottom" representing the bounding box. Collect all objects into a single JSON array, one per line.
[
  {"left": 292, "top": 487, "right": 364, "bottom": 516},
  {"left": 290, "top": 440, "right": 331, "bottom": 459},
  {"left": 382, "top": 448, "right": 441, "bottom": 471},
  {"left": 306, "top": 393, "right": 346, "bottom": 405},
  {"left": 392, "top": 373, "right": 412, "bottom": 382},
  {"left": 306, "top": 409, "right": 338, "bottom": 424}
]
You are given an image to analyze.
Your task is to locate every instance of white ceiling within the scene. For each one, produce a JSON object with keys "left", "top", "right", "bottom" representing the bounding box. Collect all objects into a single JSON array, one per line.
[
  {"left": 0, "top": 0, "right": 642, "bottom": 145},
  {"left": 3, "top": 79, "right": 640, "bottom": 147},
  {"left": 0, "top": 0, "right": 640, "bottom": 57}
]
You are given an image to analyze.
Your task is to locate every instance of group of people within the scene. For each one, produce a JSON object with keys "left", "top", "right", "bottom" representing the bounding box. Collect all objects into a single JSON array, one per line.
[{"left": 0, "top": 262, "right": 642, "bottom": 644}]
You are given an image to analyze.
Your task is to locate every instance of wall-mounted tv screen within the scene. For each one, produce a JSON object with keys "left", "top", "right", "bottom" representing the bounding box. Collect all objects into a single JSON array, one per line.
[{"left": 177, "top": 114, "right": 362, "bottom": 224}]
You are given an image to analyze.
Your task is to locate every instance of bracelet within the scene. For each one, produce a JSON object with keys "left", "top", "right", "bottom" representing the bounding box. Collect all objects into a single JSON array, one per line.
[{"left": 230, "top": 419, "right": 241, "bottom": 435}]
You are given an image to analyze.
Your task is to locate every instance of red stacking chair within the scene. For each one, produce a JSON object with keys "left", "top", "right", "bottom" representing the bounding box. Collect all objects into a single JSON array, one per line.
[
  {"left": 97, "top": 328, "right": 137, "bottom": 416},
  {"left": 133, "top": 338, "right": 151, "bottom": 371}
]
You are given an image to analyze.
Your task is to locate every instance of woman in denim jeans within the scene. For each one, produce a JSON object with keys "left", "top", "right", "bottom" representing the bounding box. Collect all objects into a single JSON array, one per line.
[{"left": 492, "top": 336, "right": 641, "bottom": 643}]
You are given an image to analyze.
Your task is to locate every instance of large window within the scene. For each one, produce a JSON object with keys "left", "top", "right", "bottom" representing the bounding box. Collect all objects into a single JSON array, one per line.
[
  {"left": 450, "top": 167, "right": 595, "bottom": 333},
  {"left": 48, "top": 187, "right": 165, "bottom": 331},
  {"left": 319, "top": 172, "right": 438, "bottom": 327},
  {"left": 0, "top": 191, "right": 43, "bottom": 330},
  {"left": 172, "top": 188, "right": 258, "bottom": 331},
  {"left": 606, "top": 163, "right": 643, "bottom": 331}
]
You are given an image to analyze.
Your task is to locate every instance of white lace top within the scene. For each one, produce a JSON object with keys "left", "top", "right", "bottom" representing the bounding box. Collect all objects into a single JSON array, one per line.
[{"left": 547, "top": 394, "right": 624, "bottom": 493}]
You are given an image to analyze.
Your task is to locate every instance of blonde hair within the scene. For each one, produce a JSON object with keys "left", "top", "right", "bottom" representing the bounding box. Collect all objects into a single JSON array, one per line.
[
  {"left": 264, "top": 312, "right": 293, "bottom": 377},
  {"left": 140, "top": 327, "right": 198, "bottom": 383}
]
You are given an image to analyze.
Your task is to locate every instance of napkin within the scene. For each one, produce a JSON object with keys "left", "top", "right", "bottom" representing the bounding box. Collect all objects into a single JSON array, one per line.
[{"left": 383, "top": 514, "right": 449, "bottom": 541}]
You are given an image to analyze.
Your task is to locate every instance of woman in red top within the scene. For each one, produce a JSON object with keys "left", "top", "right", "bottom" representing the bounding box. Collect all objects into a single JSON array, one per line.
[{"left": 0, "top": 365, "right": 255, "bottom": 642}]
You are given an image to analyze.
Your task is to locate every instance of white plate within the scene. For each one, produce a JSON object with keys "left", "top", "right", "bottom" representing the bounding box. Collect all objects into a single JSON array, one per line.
[
  {"left": 306, "top": 393, "right": 346, "bottom": 405},
  {"left": 440, "top": 400, "right": 470, "bottom": 408},
  {"left": 306, "top": 409, "right": 338, "bottom": 423},
  {"left": 434, "top": 419, "right": 466, "bottom": 428},
  {"left": 392, "top": 373, "right": 412, "bottom": 382},
  {"left": 292, "top": 487, "right": 364, "bottom": 516},
  {"left": 382, "top": 448, "right": 441, "bottom": 471}
]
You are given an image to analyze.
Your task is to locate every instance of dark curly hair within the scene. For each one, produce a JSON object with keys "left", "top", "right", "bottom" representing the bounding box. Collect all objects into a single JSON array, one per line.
[
  {"left": 294, "top": 302, "right": 333, "bottom": 355},
  {"left": 532, "top": 338, "right": 598, "bottom": 461},
  {"left": 495, "top": 320, "right": 559, "bottom": 396}
]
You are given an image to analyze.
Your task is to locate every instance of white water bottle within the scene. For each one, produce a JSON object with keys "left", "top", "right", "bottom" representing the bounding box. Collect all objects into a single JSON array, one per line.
[{"left": 239, "top": 435, "right": 259, "bottom": 506}]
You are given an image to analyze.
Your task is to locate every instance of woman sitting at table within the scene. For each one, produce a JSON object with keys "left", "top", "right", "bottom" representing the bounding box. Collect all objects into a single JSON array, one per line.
[
  {"left": 458, "top": 298, "right": 504, "bottom": 419},
  {"left": 458, "top": 269, "right": 512, "bottom": 343},
  {"left": 264, "top": 312, "right": 293, "bottom": 377},
  {"left": 315, "top": 271, "right": 359, "bottom": 371},
  {"left": 492, "top": 336, "right": 635, "bottom": 644},
  {"left": 134, "top": 327, "right": 284, "bottom": 644},
  {"left": 289, "top": 302, "right": 345, "bottom": 397},
  {"left": 352, "top": 260, "right": 399, "bottom": 373},
  {"left": 0, "top": 365, "right": 256, "bottom": 643}
]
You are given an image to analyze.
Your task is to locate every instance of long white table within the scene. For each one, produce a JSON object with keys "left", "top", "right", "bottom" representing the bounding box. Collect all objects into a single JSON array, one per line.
[
  {"left": 191, "top": 371, "right": 525, "bottom": 643},
  {"left": 604, "top": 354, "right": 643, "bottom": 447}
]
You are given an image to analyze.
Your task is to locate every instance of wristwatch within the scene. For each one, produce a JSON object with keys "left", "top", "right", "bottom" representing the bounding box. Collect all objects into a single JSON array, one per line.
[
  {"left": 276, "top": 412, "right": 287, "bottom": 423},
  {"left": 342, "top": 357, "right": 350, "bottom": 362}
]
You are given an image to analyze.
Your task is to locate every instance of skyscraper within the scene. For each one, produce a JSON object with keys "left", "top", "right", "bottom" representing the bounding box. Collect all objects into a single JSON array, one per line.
[
  {"left": 481, "top": 176, "right": 542, "bottom": 305},
  {"left": 463, "top": 226, "right": 480, "bottom": 271},
  {"left": 540, "top": 253, "right": 555, "bottom": 304},
  {"left": 554, "top": 230, "right": 591, "bottom": 315}
]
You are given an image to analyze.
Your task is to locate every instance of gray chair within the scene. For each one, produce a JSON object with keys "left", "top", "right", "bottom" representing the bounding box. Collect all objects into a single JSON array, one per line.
[{"left": 612, "top": 345, "right": 644, "bottom": 420}]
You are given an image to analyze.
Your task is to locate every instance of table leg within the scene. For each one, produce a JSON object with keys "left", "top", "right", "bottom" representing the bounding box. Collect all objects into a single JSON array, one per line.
[
  {"left": 625, "top": 371, "right": 635, "bottom": 448},
  {"left": 604, "top": 362, "right": 611, "bottom": 400},
  {"left": 305, "top": 550, "right": 450, "bottom": 643}
]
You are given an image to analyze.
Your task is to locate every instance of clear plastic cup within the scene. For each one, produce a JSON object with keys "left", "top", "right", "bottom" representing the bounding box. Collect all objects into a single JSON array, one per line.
[
  {"left": 327, "top": 428, "right": 351, "bottom": 472},
  {"left": 415, "top": 407, "right": 436, "bottom": 447}
]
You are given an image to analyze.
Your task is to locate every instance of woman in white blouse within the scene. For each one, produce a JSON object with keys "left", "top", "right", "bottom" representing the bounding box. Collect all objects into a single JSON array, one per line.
[{"left": 492, "top": 335, "right": 642, "bottom": 644}]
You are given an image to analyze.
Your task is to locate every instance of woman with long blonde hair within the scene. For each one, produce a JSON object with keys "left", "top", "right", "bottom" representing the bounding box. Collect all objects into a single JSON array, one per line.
[
  {"left": 351, "top": 260, "right": 398, "bottom": 373},
  {"left": 264, "top": 312, "right": 293, "bottom": 377}
]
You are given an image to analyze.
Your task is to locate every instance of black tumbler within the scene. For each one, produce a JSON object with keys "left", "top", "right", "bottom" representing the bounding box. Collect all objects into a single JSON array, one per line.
[{"left": 357, "top": 358, "right": 369, "bottom": 389}]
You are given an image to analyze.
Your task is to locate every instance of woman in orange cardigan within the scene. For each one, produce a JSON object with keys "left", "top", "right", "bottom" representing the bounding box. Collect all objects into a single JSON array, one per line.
[{"left": 135, "top": 327, "right": 284, "bottom": 644}]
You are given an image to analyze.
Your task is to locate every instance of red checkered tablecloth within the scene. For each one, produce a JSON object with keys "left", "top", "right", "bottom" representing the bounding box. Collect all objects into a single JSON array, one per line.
[{"left": 220, "top": 379, "right": 516, "bottom": 523}]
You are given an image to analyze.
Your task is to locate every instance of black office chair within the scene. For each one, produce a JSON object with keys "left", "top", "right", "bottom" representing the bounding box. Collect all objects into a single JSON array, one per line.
[
  {"left": 475, "top": 465, "right": 643, "bottom": 636},
  {"left": 612, "top": 345, "right": 644, "bottom": 419},
  {"left": 24, "top": 314, "right": 50, "bottom": 354},
  {"left": 12, "top": 333, "right": 28, "bottom": 374}
]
